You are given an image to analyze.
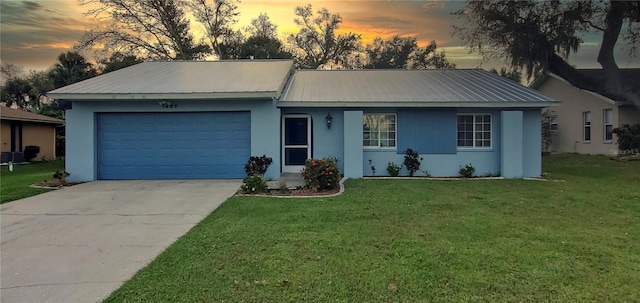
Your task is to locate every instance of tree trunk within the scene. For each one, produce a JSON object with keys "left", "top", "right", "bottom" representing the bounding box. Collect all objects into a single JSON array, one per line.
[{"left": 597, "top": 1, "right": 624, "bottom": 94}]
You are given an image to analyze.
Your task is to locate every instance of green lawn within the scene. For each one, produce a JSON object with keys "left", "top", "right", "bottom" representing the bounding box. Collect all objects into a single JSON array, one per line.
[
  {"left": 105, "top": 154, "right": 640, "bottom": 302},
  {"left": 0, "top": 160, "right": 65, "bottom": 204}
]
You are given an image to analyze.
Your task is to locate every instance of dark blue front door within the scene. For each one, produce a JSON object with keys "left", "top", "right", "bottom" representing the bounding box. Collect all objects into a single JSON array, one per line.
[{"left": 282, "top": 115, "right": 311, "bottom": 172}]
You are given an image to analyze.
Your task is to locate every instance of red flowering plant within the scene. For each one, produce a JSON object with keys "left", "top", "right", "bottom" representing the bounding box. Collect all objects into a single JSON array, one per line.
[{"left": 300, "top": 158, "right": 340, "bottom": 191}]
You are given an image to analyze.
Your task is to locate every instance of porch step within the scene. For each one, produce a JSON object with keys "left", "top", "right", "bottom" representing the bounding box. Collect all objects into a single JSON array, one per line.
[{"left": 266, "top": 173, "right": 305, "bottom": 189}]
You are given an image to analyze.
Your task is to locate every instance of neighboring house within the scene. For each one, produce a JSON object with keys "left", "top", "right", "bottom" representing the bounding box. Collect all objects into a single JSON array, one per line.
[
  {"left": 532, "top": 70, "right": 640, "bottom": 155},
  {"left": 48, "top": 60, "right": 557, "bottom": 181},
  {"left": 0, "top": 106, "right": 64, "bottom": 162}
]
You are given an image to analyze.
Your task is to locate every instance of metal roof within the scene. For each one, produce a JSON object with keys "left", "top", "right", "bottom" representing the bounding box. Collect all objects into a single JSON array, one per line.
[
  {"left": 279, "top": 69, "right": 558, "bottom": 107},
  {"left": 48, "top": 60, "right": 294, "bottom": 100},
  {"left": 0, "top": 106, "right": 64, "bottom": 124}
]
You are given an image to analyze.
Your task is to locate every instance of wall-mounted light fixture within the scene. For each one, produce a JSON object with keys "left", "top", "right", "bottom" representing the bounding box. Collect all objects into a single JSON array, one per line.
[
  {"left": 159, "top": 100, "right": 177, "bottom": 108},
  {"left": 325, "top": 112, "right": 333, "bottom": 129}
]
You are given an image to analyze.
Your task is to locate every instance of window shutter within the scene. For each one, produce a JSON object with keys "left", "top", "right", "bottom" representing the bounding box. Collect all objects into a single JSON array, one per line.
[{"left": 397, "top": 109, "right": 457, "bottom": 154}]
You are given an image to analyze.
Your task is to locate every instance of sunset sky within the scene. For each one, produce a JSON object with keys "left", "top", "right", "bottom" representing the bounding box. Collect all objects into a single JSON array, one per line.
[{"left": 1, "top": 0, "right": 638, "bottom": 74}]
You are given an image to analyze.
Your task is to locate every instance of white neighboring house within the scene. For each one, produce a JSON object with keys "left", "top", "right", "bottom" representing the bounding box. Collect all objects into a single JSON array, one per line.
[{"left": 532, "top": 69, "right": 640, "bottom": 155}]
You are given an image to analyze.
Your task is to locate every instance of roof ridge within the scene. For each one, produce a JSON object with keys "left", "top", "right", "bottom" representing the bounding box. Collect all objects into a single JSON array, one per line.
[
  {"left": 144, "top": 59, "right": 294, "bottom": 63},
  {"left": 294, "top": 68, "right": 482, "bottom": 72}
]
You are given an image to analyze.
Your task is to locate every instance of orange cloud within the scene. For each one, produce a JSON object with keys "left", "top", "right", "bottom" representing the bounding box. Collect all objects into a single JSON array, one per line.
[{"left": 422, "top": 1, "right": 446, "bottom": 10}]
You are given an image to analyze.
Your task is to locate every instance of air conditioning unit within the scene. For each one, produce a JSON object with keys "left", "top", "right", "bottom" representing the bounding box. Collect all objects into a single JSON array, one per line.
[{"left": 1, "top": 152, "right": 24, "bottom": 163}]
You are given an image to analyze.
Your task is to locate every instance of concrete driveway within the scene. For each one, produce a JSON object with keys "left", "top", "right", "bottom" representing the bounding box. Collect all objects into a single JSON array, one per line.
[{"left": 1, "top": 180, "right": 240, "bottom": 303}]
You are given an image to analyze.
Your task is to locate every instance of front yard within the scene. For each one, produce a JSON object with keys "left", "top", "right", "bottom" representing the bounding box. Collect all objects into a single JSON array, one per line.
[
  {"left": 0, "top": 160, "right": 65, "bottom": 204},
  {"left": 102, "top": 154, "right": 637, "bottom": 301}
]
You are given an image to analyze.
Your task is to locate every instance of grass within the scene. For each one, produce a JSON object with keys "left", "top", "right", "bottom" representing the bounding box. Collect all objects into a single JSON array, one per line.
[
  {"left": 105, "top": 154, "right": 640, "bottom": 302},
  {"left": 0, "top": 160, "right": 65, "bottom": 204}
]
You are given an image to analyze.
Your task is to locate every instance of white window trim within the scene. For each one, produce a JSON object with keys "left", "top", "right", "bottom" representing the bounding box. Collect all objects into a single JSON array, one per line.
[
  {"left": 363, "top": 113, "right": 397, "bottom": 150},
  {"left": 603, "top": 109, "right": 613, "bottom": 142},
  {"left": 583, "top": 111, "right": 591, "bottom": 142},
  {"left": 456, "top": 113, "right": 492, "bottom": 150},
  {"left": 281, "top": 114, "right": 312, "bottom": 172},
  {"left": 550, "top": 115, "right": 558, "bottom": 133}
]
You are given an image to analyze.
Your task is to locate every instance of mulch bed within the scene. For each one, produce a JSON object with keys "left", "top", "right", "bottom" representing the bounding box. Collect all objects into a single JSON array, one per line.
[
  {"left": 237, "top": 186, "right": 340, "bottom": 197},
  {"left": 276, "top": 187, "right": 340, "bottom": 196},
  {"left": 32, "top": 179, "right": 83, "bottom": 188}
]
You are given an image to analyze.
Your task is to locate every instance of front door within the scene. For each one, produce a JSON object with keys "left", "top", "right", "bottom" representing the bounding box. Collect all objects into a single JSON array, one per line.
[{"left": 282, "top": 115, "right": 311, "bottom": 172}]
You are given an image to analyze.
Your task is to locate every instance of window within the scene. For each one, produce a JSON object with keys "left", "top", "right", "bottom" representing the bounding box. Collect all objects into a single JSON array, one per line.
[
  {"left": 583, "top": 111, "right": 591, "bottom": 141},
  {"left": 457, "top": 114, "right": 491, "bottom": 148},
  {"left": 550, "top": 115, "right": 558, "bottom": 132},
  {"left": 603, "top": 109, "right": 613, "bottom": 141},
  {"left": 363, "top": 114, "right": 396, "bottom": 148}
]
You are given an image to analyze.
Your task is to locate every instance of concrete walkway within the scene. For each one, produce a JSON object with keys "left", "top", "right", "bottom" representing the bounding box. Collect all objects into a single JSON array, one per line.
[{"left": 1, "top": 180, "right": 240, "bottom": 303}]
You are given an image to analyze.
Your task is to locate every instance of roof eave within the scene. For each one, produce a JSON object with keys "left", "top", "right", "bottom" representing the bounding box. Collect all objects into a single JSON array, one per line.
[
  {"left": 48, "top": 92, "right": 278, "bottom": 100},
  {"left": 0, "top": 117, "right": 64, "bottom": 124},
  {"left": 277, "top": 101, "right": 560, "bottom": 108}
]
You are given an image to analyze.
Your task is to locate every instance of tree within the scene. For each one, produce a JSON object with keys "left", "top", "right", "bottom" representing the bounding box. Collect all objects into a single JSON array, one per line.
[
  {"left": 1, "top": 78, "right": 34, "bottom": 109},
  {"left": 0, "top": 64, "right": 62, "bottom": 119},
  {"left": 1, "top": 63, "right": 24, "bottom": 82},
  {"left": 237, "top": 36, "right": 293, "bottom": 59},
  {"left": 365, "top": 36, "right": 415, "bottom": 69},
  {"left": 365, "top": 36, "right": 454, "bottom": 69},
  {"left": 48, "top": 51, "right": 97, "bottom": 89},
  {"left": 218, "top": 29, "right": 246, "bottom": 59},
  {"left": 541, "top": 109, "right": 554, "bottom": 153},
  {"left": 453, "top": 0, "right": 640, "bottom": 109},
  {"left": 288, "top": 4, "right": 362, "bottom": 69},
  {"left": 489, "top": 67, "right": 522, "bottom": 83},
  {"left": 188, "top": 0, "right": 240, "bottom": 58},
  {"left": 77, "top": 0, "right": 211, "bottom": 60},
  {"left": 25, "top": 70, "right": 54, "bottom": 111},
  {"left": 100, "top": 52, "right": 144, "bottom": 73},
  {"left": 246, "top": 13, "right": 278, "bottom": 39},
  {"left": 412, "top": 40, "right": 455, "bottom": 69},
  {"left": 216, "top": 13, "right": 293, "bottom": 60}
]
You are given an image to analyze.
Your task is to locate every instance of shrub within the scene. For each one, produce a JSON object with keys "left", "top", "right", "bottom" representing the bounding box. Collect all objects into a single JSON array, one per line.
[
  {"left": 403, "top": 148, "right": 422, "bottom": 177},
  {"left": 387, "top": 162, "right": 401, "bottom": 177},
  {"left": 240, "top": 175, "right": 268, "bottom": 193},
  {"left": 541, "top": 110, "right": 554, "bottom": 153},
  {"left": 244, "top": 155, "right": 273, "bottom": 176},
  {"left": 368, "top": 159, "right": 376, "bottom": 176},
  {"left": 301, "top": 158, "right": 340, "bottom": 191},
  {"left": 24, "top": 145, "right": 40, "bottom": 162},
  {"left": 612, "top": 124, "right": 640, "bottom": 152},
  {"left": 459, "top": 163, "right": 475, "bottom": 178},
  {"left": 53, "top": 170, "right": 70, "bottom": 181}
]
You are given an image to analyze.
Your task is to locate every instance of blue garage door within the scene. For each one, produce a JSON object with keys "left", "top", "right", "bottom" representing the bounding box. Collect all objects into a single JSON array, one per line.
[{"left": 97, "top": 112, "right": 250, "bottom": 179}]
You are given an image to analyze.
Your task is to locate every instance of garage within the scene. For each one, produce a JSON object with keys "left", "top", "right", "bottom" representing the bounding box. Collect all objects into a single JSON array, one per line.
[{"left": 97, "top": 111, "right": 250, "bottom": 179}]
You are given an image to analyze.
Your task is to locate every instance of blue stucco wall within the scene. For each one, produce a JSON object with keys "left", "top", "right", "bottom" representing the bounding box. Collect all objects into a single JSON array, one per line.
[
  {"left": 65, "top": 105, "right": 96, "bottom": 181},
  {"left": 65, "top": 99, "right": 281, "bottom": 181},
  {"left": 364, "top": 108, "right": 503, "bottom": 177},
  {"left": 282, "top": 107, "right": 505, "bottom": 178},
  {"left": 363, "top": 150, "right": 502, "bottom": 177},
  {"left": 279, "top": 107, "right": 541, "bottom": 179},
  {"left": 280, "top": 108, "right": 345, "bottom": 173},
  {"left": 344, "top": 111, "right": 364, "bottom": 178},
  {"left": 523, "top": 109, "right": 542, "bottom": 177},
  {"left": 68, "top": 103, "right": 543, "bottom": 181},
  {"left": 501, "top": 111, "right": 524, "bottom": 178}
]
